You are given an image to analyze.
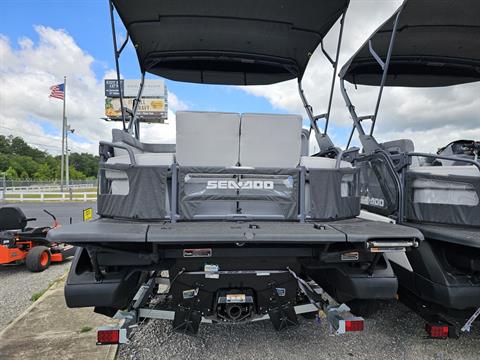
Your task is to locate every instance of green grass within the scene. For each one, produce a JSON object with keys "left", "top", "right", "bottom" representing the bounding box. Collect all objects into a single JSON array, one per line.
[
  {"left": 30, "top": 288, "right": 48, "bottom": 302},
  {"left": 30, "top": 276, "right": 65, "bottom": 302},
  {"left": 80, "top": 326, "right": 93, "bottom": 333}
]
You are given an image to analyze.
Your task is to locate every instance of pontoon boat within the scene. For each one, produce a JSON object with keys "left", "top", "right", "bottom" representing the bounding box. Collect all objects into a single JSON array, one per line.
[
  {"left": 339, "top": 0, "right": 480, "bottom": 337},
  {"left": 48, "top": 0, "right": 422, "bottom": 340}
]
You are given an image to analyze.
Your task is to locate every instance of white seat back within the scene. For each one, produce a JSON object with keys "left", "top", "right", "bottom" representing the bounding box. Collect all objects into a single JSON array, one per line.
[
  {"left": 239, "top": 113, "right": 302, "bottom": 168},
  {"left": 176, "top": 111, "right": 241, "bottom": 167}
]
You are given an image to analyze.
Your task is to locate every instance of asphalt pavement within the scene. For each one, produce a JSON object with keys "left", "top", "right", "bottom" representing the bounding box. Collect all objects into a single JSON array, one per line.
[{"left": 2, "top": 202, "right": 97, "bottom": 228}]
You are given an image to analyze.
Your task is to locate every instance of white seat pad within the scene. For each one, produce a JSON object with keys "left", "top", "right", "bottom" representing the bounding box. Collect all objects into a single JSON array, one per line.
[
  {"left": 106, "top": 153, "right": 174, "bottom": 166},
  {"left": 240, "top": 113, "right": 302, "bottom": 168},
  {"left": 176, "top": 111, "right": 241, "bottom": 167},
  {"left": 300, "top": 156, "right": 352, "bottom": 169},
  {"left": 410, "top": 165, "right": 479, "bottom": 177}
]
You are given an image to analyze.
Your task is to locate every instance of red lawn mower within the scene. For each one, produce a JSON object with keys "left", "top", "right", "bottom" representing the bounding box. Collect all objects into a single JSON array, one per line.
[{"left": 0, "top": 206, "right": 76, "bottom": 272}]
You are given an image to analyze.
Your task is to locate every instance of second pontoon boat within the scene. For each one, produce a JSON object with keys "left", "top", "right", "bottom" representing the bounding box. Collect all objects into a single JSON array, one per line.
[{"left": 339, "top": 0, "right": 480, "bottom": 337}]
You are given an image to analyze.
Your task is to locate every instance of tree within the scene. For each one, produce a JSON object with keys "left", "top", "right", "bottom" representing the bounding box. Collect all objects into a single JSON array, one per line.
[
  {"left": 0, "top": 135, "right": 10, "bottom": 154},
  {"left": 34, "top": 163, "right": 54, "bottom": 180},
  {"left": 10, "top": 136, "right": 47, "bottom": 162},
  {"left": 68, "top": 165, "right": 87, "bottom": 180},
  {"left": 69, "top": 153, "right": 99, "bottom": 178},
  {"left": 0, "top": 153, "right": 9, "bottom": 172},
  {"left": 0, "top": 134, "right": 96, "bottom": 181},
  {"left": 5, "top": 166, "right": 18, "bottom": 180}
]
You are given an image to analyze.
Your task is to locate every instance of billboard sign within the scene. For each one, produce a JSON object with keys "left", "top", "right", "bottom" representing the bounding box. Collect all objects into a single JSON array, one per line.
[
  {"left": 105, "top": 97, "right": 168, "bottom": 123},
  {"left": 104, "top": 79, "right": 166, "bottom": 98}
]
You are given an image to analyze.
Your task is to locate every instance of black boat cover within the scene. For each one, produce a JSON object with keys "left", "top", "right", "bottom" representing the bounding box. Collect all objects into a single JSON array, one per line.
[
  {"left": 112, "top": 0, "right": 349, "bottom": 85},
  {"left": 340, "top": 0, "right": 480, "bottom": 87}
]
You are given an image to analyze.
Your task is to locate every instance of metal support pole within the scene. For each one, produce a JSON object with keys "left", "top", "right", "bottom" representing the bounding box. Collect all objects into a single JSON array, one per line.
[
  {"left": 324, "top": 10, "right": 347, "bottom": 134},
  {"left": 60, "top": 76, "right": 66, "bottom": 192},
  {"left": 297, "top": 10, "right": 347, "bottom": 153},
  {"left": 299, "top": 167, "right": 306, "bottom": 223},
  {"left": 171, "top": 163, "right": 178, "bottom": 224},
  {"left": 109, "top": 0, "right": 127, "bottom": 130},
  {"left": 340, "top": 78, "right": 381, "bottom": 154},
  {"left": 298, "top": 80, "right": 335, "bottom": 152},
  {"left": 129, "top": 71, "right": 146, "bottom": 137},
  {"left": 340, "top": 78, "right": 365, "bottom": 136},
  {"left": 346, "top": 125, "right": 355, "bottom": 149},
  {"left": 370, "top": 10, "right": 402, "bottom": 135}
]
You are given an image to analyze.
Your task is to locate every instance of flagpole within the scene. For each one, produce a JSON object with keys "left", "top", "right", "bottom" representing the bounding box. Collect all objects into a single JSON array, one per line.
[{"left": 60, "top": 76, "right": 66, "bottom": 192}]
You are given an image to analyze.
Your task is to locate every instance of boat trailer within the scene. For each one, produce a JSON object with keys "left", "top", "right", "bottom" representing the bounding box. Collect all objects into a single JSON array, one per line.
[{"left": 96, "top": 268, "right": 365, "bottom": 345}]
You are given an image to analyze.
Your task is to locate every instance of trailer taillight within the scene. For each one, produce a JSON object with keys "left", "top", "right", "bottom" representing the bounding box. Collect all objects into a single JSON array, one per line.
[
  {"left": 97, "top": 329, "right": 120, "bottom": 344},
  {"left": 345, "top": 319, "right": 364, "bottom": 332},
  {"left": 425, "top": 324, "right": 449, "bottom": 338}
]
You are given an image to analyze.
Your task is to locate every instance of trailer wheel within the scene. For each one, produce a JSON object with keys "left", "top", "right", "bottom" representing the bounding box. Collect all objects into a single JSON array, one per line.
[{"left": 26, "top": 246, "right": 51, "bottom": 272}]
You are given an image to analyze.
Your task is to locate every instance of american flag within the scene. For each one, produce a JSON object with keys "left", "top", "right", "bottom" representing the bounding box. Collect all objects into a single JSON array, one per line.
[{"left": 49, "top": 83, "right": 65, "bottom": 100}]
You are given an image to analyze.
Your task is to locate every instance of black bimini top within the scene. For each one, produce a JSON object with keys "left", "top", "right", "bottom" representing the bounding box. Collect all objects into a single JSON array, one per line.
[
  {"left": 112, "top": 0, "right": 349, "bottom": 85},
  {"left": 340, "top": 0, "right": 480, "bottom": 88}
]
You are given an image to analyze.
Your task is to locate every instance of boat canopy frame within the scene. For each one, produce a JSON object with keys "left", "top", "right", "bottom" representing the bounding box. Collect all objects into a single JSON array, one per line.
[
  {"left": 337, "top": 0, "right": 480, "bottom": 223},
  {"left": 339, "top": 3, "right": 405, "bottom": 153},
  {"left": 339, "top": 0, "right": 480, "bottom": 153},
  {"left": 107, "top": 0, "right": 349, "bottom": 154}
]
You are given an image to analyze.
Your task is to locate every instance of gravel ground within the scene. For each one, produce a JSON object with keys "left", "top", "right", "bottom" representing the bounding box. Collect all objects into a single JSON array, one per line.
[
  {"left": 119, "top": 300, "right": 480, "bottom": 360},
  {"left": 0, "top": 202, "right": 91, "bottom": 329},
  {"left": 0, "top": 261, "right": 71, "bottom": 329}
]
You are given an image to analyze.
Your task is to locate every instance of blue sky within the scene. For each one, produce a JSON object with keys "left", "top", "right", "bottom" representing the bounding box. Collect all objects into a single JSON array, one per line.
[
  {"left": 1, "top": 0, "right": 285, "bottom": 113},
  {"left": 1, "top": 0, "right": 352, "bottom": 152},
  {"left": 2, "top": 1, "right": 478, "bottom": 154}
]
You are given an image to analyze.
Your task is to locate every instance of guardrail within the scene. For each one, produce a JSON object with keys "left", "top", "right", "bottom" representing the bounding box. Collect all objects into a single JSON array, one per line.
[{"left": 3, "top": 192, "right": 97, "bottom": 202}]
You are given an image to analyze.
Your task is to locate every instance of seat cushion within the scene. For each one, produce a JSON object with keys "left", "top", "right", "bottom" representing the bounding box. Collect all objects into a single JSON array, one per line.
[
  {"left": 239, "top": 113, "right": 302, "bottom": 168},
  {"left": 106, "top": 153, "right": 174, "bottom": 167},
  {"left": 176, "top": 111, "right": 241, "bottom": 166},
  {"left": 105, "top": 153, "right": 174, "bottom": 183},
  {"left": 300, "top": 156, "right": 352, "bottom": 169}
]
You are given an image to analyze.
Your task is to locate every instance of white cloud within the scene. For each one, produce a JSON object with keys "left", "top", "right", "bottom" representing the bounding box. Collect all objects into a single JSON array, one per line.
[
  {"left": 0, "top": 26, "right": 183, "bottom": 154},
  {"left": 240, "top": 0, "right": 480, "bottom": 153}
]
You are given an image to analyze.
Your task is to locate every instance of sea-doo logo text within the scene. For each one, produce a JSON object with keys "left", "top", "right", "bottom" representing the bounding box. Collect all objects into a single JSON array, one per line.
[
  {"left": 361, "top": 196, "right": 385, "bottom": 207},
  {"left": 206, "top": 180, "right": 274, "bottom": 190}
]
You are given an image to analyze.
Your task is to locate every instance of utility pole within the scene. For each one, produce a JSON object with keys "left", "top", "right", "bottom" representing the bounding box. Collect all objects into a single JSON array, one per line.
[
  {"left": 65, "top": 124, "right": 74, "bottom": 189},
  {"left": 60, "top": 76, "right": 67, "bottom": 192},
  {"left": 0, "top": 172, "right": 5, "bottom": 202}
]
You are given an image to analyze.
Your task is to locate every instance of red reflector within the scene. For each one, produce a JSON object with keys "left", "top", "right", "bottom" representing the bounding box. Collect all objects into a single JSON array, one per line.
[
  {"left": 97, "top": 329, "right": 120, "bottom": 344},
  {"left": 425, "top": 324, "right": 449, "bottom": 338},
  {"left": 345, "top": 319, "right": 364, "bottom": 332}
]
